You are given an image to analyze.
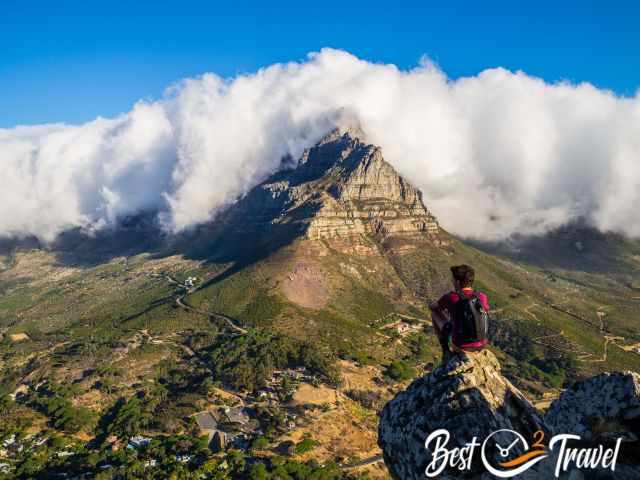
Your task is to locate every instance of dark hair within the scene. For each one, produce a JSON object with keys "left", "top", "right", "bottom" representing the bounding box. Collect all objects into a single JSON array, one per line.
[{"left": 450, "top": 264, "right": 475, "bottom": 288}]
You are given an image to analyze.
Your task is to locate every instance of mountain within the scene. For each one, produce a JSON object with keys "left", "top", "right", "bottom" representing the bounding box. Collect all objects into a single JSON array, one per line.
[
  {"left": 179, "top": 126, "right": 442, "bottom": 266},
  {"left": 0, "top": 128, "right": 639, "bottom": 478},
  {"left": 237, "top": 126, "right": 439, "bottom": 241}
]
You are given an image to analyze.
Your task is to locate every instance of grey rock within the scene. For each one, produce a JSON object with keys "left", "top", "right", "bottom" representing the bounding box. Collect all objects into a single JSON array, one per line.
[
  {"left": 379, "top": 353, "right": 640, "bottom": 480},
  {"left": 378, "top": 350, "right": 545, "bottom": 479},
  {"left": 545, "top": 371, "right": 640, "bottom": 442}
]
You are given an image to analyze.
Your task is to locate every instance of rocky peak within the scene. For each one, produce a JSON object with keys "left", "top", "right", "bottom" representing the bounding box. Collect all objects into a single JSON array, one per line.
[
  {"left": 378, "top": 352, "right": 640, "bottom": 479},
  {"left": 243, "top": 128, "right": 440, "bottom": 241}
]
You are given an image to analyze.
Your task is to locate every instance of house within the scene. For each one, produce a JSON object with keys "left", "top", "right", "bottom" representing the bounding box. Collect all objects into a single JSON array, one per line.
[
  {"left": 127, "top": 436, "right": 151, "bottom": 449},
  {"left": 193, "top": 411, "right": 218, "bottom": 441},
  {"left": 222, "top": 406, "right": 251, "bottom": 425}
]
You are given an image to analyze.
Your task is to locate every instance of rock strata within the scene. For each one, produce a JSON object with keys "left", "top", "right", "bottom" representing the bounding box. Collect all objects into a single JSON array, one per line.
[{"left": 221, "top": 127, "right": 440, "bottom": 242}]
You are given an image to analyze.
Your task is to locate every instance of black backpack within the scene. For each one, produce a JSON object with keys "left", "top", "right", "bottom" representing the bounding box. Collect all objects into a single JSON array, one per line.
[{"left": 452, "top": 292, "right": 489, "bottom": 344}]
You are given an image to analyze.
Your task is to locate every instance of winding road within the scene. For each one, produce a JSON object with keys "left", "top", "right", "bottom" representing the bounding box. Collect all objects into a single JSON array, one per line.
[{"left": 164, "top": 274, "right": 248, "bottom": 334}]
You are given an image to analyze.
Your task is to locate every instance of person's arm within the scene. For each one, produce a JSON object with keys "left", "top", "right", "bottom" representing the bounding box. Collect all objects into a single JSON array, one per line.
[
  {"left": 429, "top": 300, "right": 441, "bottom": 311},
  {"left": 430, "top": 294, "right": 453, "bottom": 339},
  {"left": 430, "top": 293, "right": 451, "bottom": 313},
  {"left": 477, "top": 292, "right": 490, "bottom": 312}
]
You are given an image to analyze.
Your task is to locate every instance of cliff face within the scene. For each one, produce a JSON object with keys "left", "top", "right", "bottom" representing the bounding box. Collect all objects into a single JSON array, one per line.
[
  {"left": 219, "top": 127, "right": 440, "bottom": 243},
  {"left": 378, "top": 352, "right": 640, "bottom": 480}
]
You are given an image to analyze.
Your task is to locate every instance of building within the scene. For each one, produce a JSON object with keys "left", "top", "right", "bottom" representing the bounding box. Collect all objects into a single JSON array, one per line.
[
  {"left": 193, "top": 411, "right": 218, "bottom": 441},
  {"left": 127, "top": 436, "right": 151, "bottom": 449}
]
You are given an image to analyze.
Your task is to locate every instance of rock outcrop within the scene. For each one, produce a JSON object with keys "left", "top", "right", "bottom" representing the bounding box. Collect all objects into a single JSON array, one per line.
[
  {"left": 298, "top": 128, "right": 438, "bottom": 240},
  {"left": 379, "top": 352, "right": 640, "bottom": 479},
  {"left": 545, "top": 371, "right": 640, "bottom": 443},
  {"left": 378, "top": 350, "right": 545, "bottom": 479}
]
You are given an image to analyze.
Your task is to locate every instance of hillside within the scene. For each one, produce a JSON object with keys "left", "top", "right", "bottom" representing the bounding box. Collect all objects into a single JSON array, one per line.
[{"left": 0, "top": 128, "right": 639, "bottom": 478}]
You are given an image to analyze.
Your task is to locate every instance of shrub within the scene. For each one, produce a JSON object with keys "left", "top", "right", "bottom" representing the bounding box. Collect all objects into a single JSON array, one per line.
[
  {"left": 28, "top": 384, "right": 97, "bottom": 434},
  {"left": 294, "top": 436, "right": 318, "bottom": 455},
  {"left": 251, "top": 435, "right": 269, "bottom": 450},
  {"left": 385, "top": 360, "right": 416, "bottom": 381}
]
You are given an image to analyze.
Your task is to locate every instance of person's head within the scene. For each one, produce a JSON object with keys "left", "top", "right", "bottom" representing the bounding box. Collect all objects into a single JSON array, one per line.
[{"left": 450, "top": 264, "right": 475, "bottom": 290}]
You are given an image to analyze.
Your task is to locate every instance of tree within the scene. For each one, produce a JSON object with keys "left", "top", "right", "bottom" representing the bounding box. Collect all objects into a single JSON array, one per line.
[{"left": 249, "top": 462, "right": 269, "bottom": 480}]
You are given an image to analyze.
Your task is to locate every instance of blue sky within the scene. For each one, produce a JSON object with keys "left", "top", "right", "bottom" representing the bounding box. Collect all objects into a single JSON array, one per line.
[{"left": 2, "top": 0, "right": 638, "bottom": 127}]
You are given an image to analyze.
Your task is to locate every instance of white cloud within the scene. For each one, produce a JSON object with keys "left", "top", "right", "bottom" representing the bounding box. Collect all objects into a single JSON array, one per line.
[{"left": 1, "top": 48, "right": 639, "bottom": 242}]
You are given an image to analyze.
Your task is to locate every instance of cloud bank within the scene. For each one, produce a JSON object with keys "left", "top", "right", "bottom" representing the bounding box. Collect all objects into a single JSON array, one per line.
[{"left": 2, "top": 49, "right": 640, "bottom": 242}]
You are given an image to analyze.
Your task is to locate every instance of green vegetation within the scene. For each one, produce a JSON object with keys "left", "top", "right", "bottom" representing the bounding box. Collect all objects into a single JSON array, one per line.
[
  {"left": 254, "top": 405, "right": 289, "bottom": 439},
  {"left": 1, "top": 208, "right": 639, "bottom": 479},
  {"left": 0, "top": 428, "right": 366, "bottom": 480},
  {"left": 251, "top": 435, "right": 269, "bottom": 450},
  {"left": 405, "top": 332, "right": 431, "bottom": 363},
  {"left": 385, "top": 360, "right": 416, "bottom": 381},
  {"left": 294, "top": 435, "right": 318, "bottom": 455},
  {"left": 206, "top": 330, "right": 340, "bottom": 391},
  {"left": 101, "top": 395, "right": 154, "bottom": 439},
  {"left": 27, "top": 383, "right": 97, "bottom": 434},
  {"left": 0, "top": 394, "right": 36, "bottom": 438},
  {"left": 188, "top": 270, "right": 282, "bottom": 327}
]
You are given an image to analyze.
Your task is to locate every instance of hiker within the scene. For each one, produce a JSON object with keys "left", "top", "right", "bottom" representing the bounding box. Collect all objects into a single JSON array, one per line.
[{"left": 429, "top": 264, "right": 489, "bottom": 360}]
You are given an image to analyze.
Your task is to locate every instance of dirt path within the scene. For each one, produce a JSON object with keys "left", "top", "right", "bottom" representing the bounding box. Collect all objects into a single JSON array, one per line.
[
  {"left": 575, "top": 307, "right": 625, "bottom": 363},
  {"left": 163, "top": 274, "right": 248, "bottom": 334},
  {"left": 341, "top": 454, "right": 384, "bottom": 470},
  {"left": 526, "top": 303, "right": 628, "bottom": 363},
  {"left": 176, "top": 296, "right": 247, "bottom": 334}
]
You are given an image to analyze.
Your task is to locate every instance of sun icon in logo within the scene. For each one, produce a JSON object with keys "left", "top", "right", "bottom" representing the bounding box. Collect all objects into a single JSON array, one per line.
[{"left": 481, "top": 429, "right": 548, "bottom": 478}]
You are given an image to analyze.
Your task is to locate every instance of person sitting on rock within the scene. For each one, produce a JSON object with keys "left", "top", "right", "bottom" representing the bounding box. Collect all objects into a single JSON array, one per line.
[{"left": 429, "top": 264, "right": 490, "bottom": 360}]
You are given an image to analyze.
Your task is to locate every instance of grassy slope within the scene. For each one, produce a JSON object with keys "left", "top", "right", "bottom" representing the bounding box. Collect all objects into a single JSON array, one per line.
[{"left": 1, "top": 231, "right": 639, "bottom": 417}]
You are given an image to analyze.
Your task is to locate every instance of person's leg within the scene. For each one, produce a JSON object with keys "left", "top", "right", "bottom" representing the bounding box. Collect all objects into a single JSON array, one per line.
[
  {"left": 431, "top": 310, "right": 443, "bottom": 337},
  {"left": 431, "top": 310, "right": 451, "bottom": 359}
]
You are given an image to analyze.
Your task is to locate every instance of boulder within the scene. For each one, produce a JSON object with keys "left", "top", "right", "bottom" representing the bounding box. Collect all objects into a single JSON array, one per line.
[
  {"left": 379, "top": 352, "right": 640, "bottom": 479},
  {"left": 545, "top": 371, "right": 640, "bottom": 443},
  {"left": 378, "top": 350, "right": 545, "bottom": 479}
]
